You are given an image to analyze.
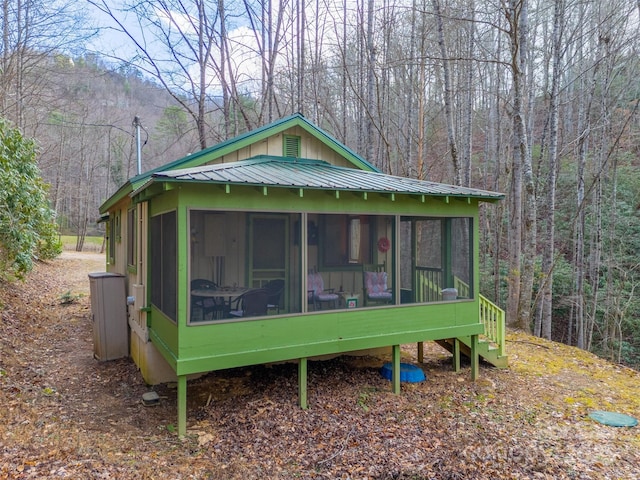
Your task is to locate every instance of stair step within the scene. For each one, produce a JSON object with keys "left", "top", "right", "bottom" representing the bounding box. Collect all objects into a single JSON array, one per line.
[{"left": 435, "top": 337, "right": 508, "bottom": 369}]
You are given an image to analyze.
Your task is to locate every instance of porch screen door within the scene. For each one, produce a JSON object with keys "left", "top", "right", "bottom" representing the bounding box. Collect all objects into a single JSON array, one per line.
[{"left": 249, "top": 215, "right": 288, "bottom": 289}]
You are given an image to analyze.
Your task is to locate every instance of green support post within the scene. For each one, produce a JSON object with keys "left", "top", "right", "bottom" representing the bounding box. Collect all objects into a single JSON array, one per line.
[
  {"left": 443, "top": 219, "right": 454, "bottom": 288},
  {"left": 298, "top": 357, "right": 308, "bottom": 409},
  {"left": 392, "top": 345, "right": 401, "bottom": 394},
  {"left": 453, "top": 338, "right": 461, "bottom": 372},
  {"left": 470, "top": 334, "right": 479, "bottom": 381},
  {"left": 177, "top": 375, "right": 187, "bottom": 437}
]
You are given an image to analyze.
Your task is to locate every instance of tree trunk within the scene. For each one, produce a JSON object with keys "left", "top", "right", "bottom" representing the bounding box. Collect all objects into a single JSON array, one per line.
[
  {"left": 462, "top": 0, "right": 475, "bottom": 188},
  {"left": 432, "top": 0, "right": 461, "bottom": 185},
  {"left": 505, "top": 0, "right": 535, "bottom": 332},
  {"left": 540, "top": 0, "right": 565, "bottom": 340},
  {"left": 572, "top": 2, "right": 600, "bottom": 349},
  {"left": 366, "top": 0, "right": 375, "bottom": 162}
]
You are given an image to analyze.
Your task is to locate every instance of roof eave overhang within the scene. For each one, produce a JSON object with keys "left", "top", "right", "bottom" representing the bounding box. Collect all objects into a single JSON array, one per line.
[
  {"left": 99, "top": 183, "right": 133, "bottom": 214},
  {"left": 132, "top": 176, "right": 504, "bottom": 204}
]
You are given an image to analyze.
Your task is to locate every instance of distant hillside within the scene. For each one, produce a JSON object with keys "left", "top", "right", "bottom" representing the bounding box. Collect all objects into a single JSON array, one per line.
[{"left": 16, "top": 54, "right": 200, "bottom": 237}]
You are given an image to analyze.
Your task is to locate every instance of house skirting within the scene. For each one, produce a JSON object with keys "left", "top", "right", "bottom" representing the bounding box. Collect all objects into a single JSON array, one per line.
[{"left": 130, "top": 329, "right": 176, "bottom": 385}]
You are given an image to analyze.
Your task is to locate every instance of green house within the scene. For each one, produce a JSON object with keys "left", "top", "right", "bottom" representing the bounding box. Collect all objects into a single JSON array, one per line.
[{"left": 99, "top": 114, "right": 506, "bottom": 436}]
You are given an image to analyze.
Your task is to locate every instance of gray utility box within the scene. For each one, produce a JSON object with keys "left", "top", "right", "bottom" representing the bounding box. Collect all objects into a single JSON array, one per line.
[{"left": 88, "top": 272, "right": 128, "bottom": 361}]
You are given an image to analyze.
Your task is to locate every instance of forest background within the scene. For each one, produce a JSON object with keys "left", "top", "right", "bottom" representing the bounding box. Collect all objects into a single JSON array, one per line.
[{"left": 1, "top": 0, "right": 639, "bottom": 367}]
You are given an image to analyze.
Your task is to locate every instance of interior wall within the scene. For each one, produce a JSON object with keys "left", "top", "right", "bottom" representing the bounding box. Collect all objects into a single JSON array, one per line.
[
  {"left": 305, "top": 215, "right": 393, "bottom": 297},
  {"left": 190, "top": 211, "right": 246, "bottom": 287}
]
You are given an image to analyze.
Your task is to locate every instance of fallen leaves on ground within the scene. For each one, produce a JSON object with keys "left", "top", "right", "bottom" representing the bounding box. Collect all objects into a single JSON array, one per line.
[{"left": 1, "top": 252, "right": 639, "bottom": 479}]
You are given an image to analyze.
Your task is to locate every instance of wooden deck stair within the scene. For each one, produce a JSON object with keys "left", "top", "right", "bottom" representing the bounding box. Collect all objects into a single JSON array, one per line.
[
  {"left": 435, "top": 293, "right": 508, "bottom": 369},
  {"left": 436, "top": 336, "right": 508, "bottom": 368}
]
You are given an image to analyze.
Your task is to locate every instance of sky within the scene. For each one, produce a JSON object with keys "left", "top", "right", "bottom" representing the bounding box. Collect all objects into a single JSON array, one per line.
[
  {"left": 86, "top": 1, "right": 269, "bottom": 95},
  {"left": 85, "top": 0, "right": 357, "bottom": 96}
]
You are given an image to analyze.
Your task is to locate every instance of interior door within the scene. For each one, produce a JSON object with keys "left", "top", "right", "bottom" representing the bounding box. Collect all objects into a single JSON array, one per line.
[{"left": 249, "top": 215, "right": 288, "bottom": 291}]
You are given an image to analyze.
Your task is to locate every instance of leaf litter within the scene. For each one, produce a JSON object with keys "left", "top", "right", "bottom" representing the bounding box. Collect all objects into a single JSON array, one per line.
[{"left": 1, "top": 252, "right": 639, "bottom": 479}]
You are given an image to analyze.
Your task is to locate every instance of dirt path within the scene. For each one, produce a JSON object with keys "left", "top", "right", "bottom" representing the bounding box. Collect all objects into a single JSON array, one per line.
[
  {"left": 1, "top": 252, "right": 640, "bottom": 479},
  {"left": 58, "top": 250, "right": 107, "bottom": 266},
  {"left": 0, "top": 252, "right": 182, "bottom": 477}
]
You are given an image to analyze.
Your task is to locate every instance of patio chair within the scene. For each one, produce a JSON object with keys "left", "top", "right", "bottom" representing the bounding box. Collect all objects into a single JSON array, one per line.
[
  {"left": 307, "top": 272, "right": 339, "bottom": 310},
  {"left": 229, "top": 288, "right": 269, "bottom": 318},
  {"left": 264, "top": 279, "right": 285, "bottom": 314},
  {"left": 362, "top": 264, "right": 393, "bottom": 306},
  {"left": 191, "top": 279, "right": 225, "bottom": 320}
]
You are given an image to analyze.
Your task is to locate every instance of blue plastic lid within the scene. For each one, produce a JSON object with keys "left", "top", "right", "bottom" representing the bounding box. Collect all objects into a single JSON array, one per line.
[
  {"left": 588, "top": 411, "right": 638, "bottom": 427},
  {"left": 380, "top": 362, "right": 426, "bottom": 383}
]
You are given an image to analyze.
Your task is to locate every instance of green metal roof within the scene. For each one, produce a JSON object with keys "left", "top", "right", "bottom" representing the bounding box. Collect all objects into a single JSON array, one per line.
[
  {"left": 100, "top": 114, "right": 378, "bottom": 214},
  {"left": 138, "top": 156, "right": 504, "bottom": 201}
]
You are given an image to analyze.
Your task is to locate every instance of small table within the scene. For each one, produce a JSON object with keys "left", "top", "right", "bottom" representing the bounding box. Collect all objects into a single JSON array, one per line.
[
  {"left": 338, "top": 292, "right": 360, "bottom": 309},
  {"left": 192, "top": 287, "right": 248, "bottom": 299},
  {"left": 191, "top": 287, "right": 249, "bottom": 311}
]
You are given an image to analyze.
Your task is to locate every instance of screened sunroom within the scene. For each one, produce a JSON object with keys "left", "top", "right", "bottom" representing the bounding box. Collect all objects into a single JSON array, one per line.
[
  {"left": 184, "top": 209, "right": 473, "bottom": 324},
  {"left": 151, "top": 209, "right": 474, "bottom": 325}
]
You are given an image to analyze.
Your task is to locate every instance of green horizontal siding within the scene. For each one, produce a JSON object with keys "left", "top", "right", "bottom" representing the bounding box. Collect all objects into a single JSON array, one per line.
[{"left": 157, "top": 302, "right": 482, "bottom": 376}]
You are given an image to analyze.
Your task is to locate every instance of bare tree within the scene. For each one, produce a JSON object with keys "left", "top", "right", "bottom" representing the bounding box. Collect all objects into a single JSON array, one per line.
[
  {"left": 86, "top": 0, "right": 253, "bottom": 149},
  {"left": 461, "top": 0, "right": 476, "bottom": 188},
  {"left": 504, "top": 0, "right": 536, "bottom": 332},
  {"left": 537, "top": 0, "right": 565, "bottom": 340},
  {"left": 1, "top": 0, "right": 94, "bottom": 129},
  {"left": 431, "top": 0, "right": 461, "bottom": 185}
]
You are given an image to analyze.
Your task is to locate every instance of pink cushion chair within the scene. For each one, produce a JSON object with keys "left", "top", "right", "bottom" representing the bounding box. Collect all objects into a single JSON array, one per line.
[
  {"left": 307, "top": 272, "right": 339, "bottom": 310},
  {"left": 363, "top": 269, "right": 393, "bottom": 306}
]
